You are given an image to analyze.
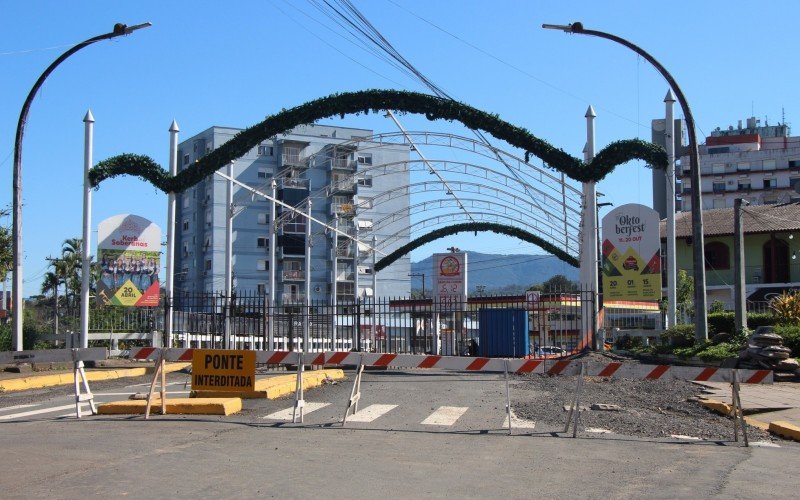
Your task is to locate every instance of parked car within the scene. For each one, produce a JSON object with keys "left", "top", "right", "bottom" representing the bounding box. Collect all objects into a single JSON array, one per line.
[{"left": 534, "top": 346, "right": 566, "bottom": 356}]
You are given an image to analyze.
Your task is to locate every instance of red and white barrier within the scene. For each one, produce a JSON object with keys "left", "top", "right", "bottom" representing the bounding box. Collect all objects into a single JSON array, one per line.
[{"left": 129, "top": 348, "right": 773, "bottom": 384}]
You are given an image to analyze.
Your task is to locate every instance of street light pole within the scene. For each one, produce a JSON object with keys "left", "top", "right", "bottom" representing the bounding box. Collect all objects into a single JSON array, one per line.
[
  {"left": 542, "top": 21, "right": 708, "bottom": 342},
  {"left": 11, "top": 22, "right": 152, "bottom": 351}
]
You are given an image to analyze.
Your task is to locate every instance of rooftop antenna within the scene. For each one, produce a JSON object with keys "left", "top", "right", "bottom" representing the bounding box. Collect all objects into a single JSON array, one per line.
[{"left": 782, "top": 107, "right": 786, "bottom": 126}]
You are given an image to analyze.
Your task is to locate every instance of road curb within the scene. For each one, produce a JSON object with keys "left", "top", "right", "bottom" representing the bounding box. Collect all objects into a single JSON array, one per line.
[
  {"left": 700, "top": 398, "right": 782, "bottom": 432},
  {"left": 98, "top": 397, "right": 241, "bottom": 416},
  {"left": 0, "top": 362, "right": 191, "bottom": 393},
  {"left": 768, "top": 421, "right": 800, "bottom": 442},
  {"left": 191, "top": 369, "right": 345, "bottom": 399}
]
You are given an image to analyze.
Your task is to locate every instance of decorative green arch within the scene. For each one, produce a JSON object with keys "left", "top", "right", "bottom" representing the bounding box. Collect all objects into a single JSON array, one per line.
[
  {"left": 374, "top": 222, "right": 579, "bottom": 272},
  {"left": 89, "top": 89, "right": 666, "bottom": 192}
]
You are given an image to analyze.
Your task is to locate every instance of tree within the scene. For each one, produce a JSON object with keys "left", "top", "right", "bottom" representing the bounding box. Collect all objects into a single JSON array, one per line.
[
  {"left": 531, "top": 274, "right": 578, "bottom": 292},
  {"left": 0, "top": 208, "right": 11, "bottom": 284},
  {"left": 677, "top": 269, "right": 694, "bottom": 305}
]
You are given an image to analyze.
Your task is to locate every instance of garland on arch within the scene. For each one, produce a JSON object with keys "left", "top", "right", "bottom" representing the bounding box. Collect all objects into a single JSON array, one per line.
[
  {"left": 89, "top": 89, "right": 666, "bottom": 193},
  {"left": 375, "top": 222, "right": 579, "bottom": 272}
]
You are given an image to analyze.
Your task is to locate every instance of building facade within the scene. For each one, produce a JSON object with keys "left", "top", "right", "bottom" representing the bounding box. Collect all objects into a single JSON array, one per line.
[
  {"left": 174, "top": 124, "right": 411, "bottom": 302},
  {"left": 679, "top": 117, "right": 800, "bottom": 211},
  {"left": 661, "top": 203, "right": 800, "bottom": 307}
]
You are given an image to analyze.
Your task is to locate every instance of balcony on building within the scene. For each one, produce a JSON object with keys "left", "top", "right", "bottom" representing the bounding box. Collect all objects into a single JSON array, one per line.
[
  {"left": 331, "top": 173, "right": 356, "bottom": 194},
  {"left": 282, "top": 292, "right": 306, "bottom": 304},
  {"left": 282, "top": 269, "right": 305, "bottom": 281},
  {"left": 335, "top": 241, "right": 354, "bottom": 259},
  {"left": 328, "top": 157, "right": 358, "bottom": 172},
  {"left": 279, "top": 178, "right": 309, "bottom": 190},
  {"left": 279, "top": 141, "right": 310, "bottom": 169},
  {"left": 331, "top": 201, "right": 356, "bottom": 216}
]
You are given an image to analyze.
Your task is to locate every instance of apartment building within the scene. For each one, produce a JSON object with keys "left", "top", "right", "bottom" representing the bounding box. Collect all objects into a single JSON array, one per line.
[
  {"left": 679, "top": 117, "right": 800, "bottom": 211},
  {"left": 174, "top": 124, "right": 411, "bottom": 303}
]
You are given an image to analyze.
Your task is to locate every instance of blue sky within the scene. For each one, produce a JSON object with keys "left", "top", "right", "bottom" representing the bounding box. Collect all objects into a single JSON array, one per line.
[{"left": 2, "top": 0, "right": 798, "bottom": 295}]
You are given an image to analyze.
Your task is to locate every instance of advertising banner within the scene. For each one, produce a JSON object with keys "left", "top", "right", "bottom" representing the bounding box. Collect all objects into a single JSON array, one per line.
[
  {"left": 601, "top": 204, "right": 662, "bottom": 301},
  {"left": 96, "top": 214, "right": 161, "bottom": 307},
  {"left": 432, "top": 252, "right": 468, "bottom": 311}
]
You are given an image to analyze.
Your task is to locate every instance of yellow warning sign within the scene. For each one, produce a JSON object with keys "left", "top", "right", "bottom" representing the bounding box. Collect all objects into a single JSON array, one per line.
[
  {"left": 191, "top": 349, "right": 256, "bottom": 392},
  {"left": 112, "top": 279, "right": 142, "bottom": 306}
]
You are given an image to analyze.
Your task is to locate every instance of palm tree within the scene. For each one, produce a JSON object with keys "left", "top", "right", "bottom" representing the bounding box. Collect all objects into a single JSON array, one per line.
[
  {"left": 41, "top": 271, "right": 61, "bottom": 334},
  {"left": 61, "top": 238, "right": 82, "bottom": 308}
]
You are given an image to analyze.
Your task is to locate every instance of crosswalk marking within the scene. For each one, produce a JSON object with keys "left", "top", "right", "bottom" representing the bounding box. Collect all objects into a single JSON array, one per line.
[
  {"left": 343, "top": 404, "right": 397, "bottom": 423},
  {"left": 0, "top": 403, "right": 88, "bottom": 421},
  {"left": 502, "top": 409, "right": 536, "bottom": 429},
  {"left": 263, "top": 402, "right": 331, "bottom": 421},
  {"left": 421, "top": 406, "right": 468, "bottom": 426},
  {"left": 0, "top": 404, "right": 39, "bottom": 413}
]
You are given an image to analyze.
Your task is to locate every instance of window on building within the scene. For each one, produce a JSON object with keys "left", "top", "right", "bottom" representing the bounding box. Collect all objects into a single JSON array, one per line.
[
  {"left": 183, "top": 154, "right": 190, "bottom": 166},
  {"left": 205, "top": 259, "right": 212, "bottom": 271},
  {"left": 712, "top": 182, "right": 725, "bottom": 193},
  {"left": 704, "top": 241, "right": 730, "bottom": 270},
  {"left": 357, "top": 153, "right": 372, "bottom": 166},
  {"left": 738, "top": 180, "right": 751, "bottom": 191},
  {"left": 257, "top": 237, "right": 269, "bottom": 248},
  {"left": 763, "top": 160, "right": 777, "bottom": 171},
  {"left": 257, "top": 213, "right": 268, "bottom": 225},
  {"left": 712, "top": 163, "right": 725, "bottom": 174},
  {"left": 357, "top": 219, "right": 373, "bottom": 231},
  {"left": 358, "top": 197, "right": 374, "bottom": 210},
  {"left": 183, "top": 220, "right": 189, "bottom": 231},
  {"left": 258, "top": 145, "right": 273, "bottom": 156},
  {"left": 712, "top": 198, "right": 727, "bottom": 209},
  {"left": 182, "top": 194, "right": 190, "bottom": 208},
  {"left": 357, "top": 175, "right": 373, "bottom": 188},
  {"left": 789, "top": 159, "right": 800, "bottom": 169},
  {"left": 763, "top": 178, "right": 776, "bottom": 190},
  {"left": 257, "top": 260, "right": 268, "bottom": 271},
  {"left": 737, "top": 162, "right": 750, "bottom": 172},
  {"left": 257, "top": 167, "right": 269, "bottom": 179},
  {"left": 257, "top": 283, "right": 267, "bottom": 295}
]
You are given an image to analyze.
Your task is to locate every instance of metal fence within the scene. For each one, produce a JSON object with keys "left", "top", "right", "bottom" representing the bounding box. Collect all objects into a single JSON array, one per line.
[{"left": 166, "top": 290, "right": 594, "bottom": 358}]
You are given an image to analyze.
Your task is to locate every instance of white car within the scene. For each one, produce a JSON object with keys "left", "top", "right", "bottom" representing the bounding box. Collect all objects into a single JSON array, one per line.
[{"left": 534, "top": 346, "right": 566, "bottom": 356}]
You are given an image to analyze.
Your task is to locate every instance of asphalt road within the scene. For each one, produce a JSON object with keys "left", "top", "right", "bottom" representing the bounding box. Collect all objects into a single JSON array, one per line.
[{"left": 1, "top": 369, "right": 798, "bottom": 498}]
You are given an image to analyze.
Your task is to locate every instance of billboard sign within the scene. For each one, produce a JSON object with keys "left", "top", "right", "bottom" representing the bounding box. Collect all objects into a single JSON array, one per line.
[
  {"left": 432, "top": 252, "right": 468, "bottom": 311},
  {"left": 601, "top": 204, "right": 662, "bottom": 301},
  {"left": 96, "top": 214, "right": 161, "bottom": 307}
]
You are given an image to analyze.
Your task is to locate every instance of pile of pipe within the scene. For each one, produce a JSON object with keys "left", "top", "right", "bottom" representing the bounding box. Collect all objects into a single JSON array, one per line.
[{"left": 738, "top": 328, "right": 798, "bottom": 373}]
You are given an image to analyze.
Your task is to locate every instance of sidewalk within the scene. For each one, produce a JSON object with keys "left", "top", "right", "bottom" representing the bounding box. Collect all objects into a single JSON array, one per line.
[
  {"left": 696, "top": 381, "right": 800, "bottom": 442},
  {"left": 0, "top": 361, "right": 190, "bottom": 393}
]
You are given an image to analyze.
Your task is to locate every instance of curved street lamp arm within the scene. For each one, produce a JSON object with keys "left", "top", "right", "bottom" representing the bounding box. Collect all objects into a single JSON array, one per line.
[
  {"left": 542, "top": 21, "right": 708, "bottom": 341},
  {"left": 11, "top": 22, "right": 151, "bottom": 350}
]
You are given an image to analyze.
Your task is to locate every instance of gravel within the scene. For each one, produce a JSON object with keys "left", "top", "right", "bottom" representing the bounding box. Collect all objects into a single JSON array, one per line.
[{"left": 512, "top": 353, "right": 774, "bottom": 442}]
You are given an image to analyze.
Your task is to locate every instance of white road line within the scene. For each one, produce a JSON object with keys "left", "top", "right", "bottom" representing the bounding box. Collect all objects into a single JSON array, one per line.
[
  {"left": 125, "top": 381, "right": 186, "bottom": 388},
  {"left": 502, "top": 410, "right": 536, "bottom": 429},
  {"left": 343, "top": 404, "right": 398, "bottom": 423},
  {"left": 0, "top": 403, "right": 88, "bottom": 421},
  {"left": 0, "top": 404, "right": 39, "bottom": 413},
  {"left": 93, "top": 391, "right": 191, "bottom": 397},
  {"left": 263, "top": 402, "right": 331, "bottom": 421},
  {"left": 421, "top": 406, "right": 468, "bottom": 426},
  {"left": 750, "top": 441, "right": 780, "bottom": 448}
]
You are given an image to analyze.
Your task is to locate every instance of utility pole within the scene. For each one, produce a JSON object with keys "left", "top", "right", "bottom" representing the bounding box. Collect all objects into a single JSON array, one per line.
[{"left": 734, "top": 198, "right": 749, "bottom": 333}]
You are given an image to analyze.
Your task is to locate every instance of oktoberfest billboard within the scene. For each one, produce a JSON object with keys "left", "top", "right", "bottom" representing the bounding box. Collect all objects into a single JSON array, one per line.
[
  {"left": 601, "top": 204, "right": 661, "bottom": 301},
  {"left": 96, "top": 214, "right": 161, "bottom": 307},
  {"left": 432, "top": 252, "right": 468, "bottom": 311}
]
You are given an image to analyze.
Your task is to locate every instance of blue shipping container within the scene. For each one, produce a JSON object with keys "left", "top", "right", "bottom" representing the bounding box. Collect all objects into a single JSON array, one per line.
[{"left": 478, "top": 308, "right": 529, "bottom": 357}]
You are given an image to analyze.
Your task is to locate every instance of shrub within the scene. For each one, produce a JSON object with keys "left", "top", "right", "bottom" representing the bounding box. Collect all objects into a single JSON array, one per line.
[
  {"left": 696, "top": 342, "right": 741, "bottom": 361},
  {"left": 0, "top": 323, "right": 10, "bottom": 351},
  {"left": 615, "top": 335, "right": 644, "bottom": 350},
  {"left": 774, "top": 325, "right": 800, "bottom": 356},
  {"left": 770, "top": 291, "right": 800, "bottom": 324},
  {"left": 661, "top": 324, "right": 696, "bottom": 347},
  {"left": 707, "top": 312, "right": 734, "bottom": 335},
  {"left": 709, "top": 300, "right": 727, "bottom": 313}
]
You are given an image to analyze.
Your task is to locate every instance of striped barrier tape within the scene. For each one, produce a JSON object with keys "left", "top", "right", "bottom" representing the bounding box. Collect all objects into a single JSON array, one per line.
[{"left": 129, "top": 348, "right": 772, "bottom": 384}]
